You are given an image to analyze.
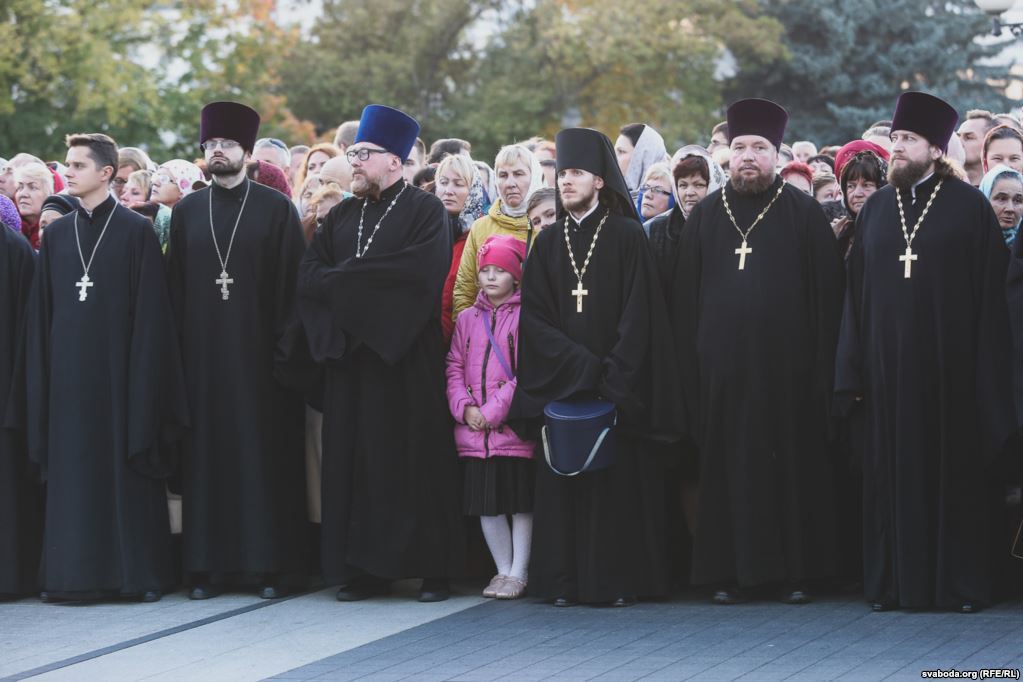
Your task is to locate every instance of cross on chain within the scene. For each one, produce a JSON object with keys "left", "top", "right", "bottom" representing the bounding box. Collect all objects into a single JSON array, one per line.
[
  {"left": 899, "top": 245, "right": 917, "bottom": 279},
  {"left": 76, "top": 274, "right": 94, "bottom": 301},
  {"left": 216, "top": 271, "right": 234, "bottom": 301},
  {"left": 571, "top": 284, "right": 588, "bottom": 313},
  {"left": 735, "top": 241, "right": 752, "bottom": 271}
]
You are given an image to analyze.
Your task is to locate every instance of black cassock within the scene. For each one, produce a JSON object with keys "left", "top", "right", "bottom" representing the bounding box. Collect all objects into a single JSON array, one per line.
[
  {"left": 836, "top": 174, "right": 1016, "bottom": 609},
  {"left": 509, "top": 208, "right": 682, "bottom": 603},
  {"left": 671, "top": 176, "right": 844, "bottom": 588},
  {"left": 25, "top": 197, "right": 188, "bottom": 598},
  {"left": 645, "top": 205, "right": 686, "bottom": 290},
  {"left": 167, "top": 180, "right": 309, "bottom": 581},
  {"left": 297, "top": 179, "right": 463, "bottom": 583},
  {"left": 0, "top": 227, "right": 40, "bottom": 597}
]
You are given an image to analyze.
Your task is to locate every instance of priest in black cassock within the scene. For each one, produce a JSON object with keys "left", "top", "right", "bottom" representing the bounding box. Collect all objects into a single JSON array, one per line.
[
  {"left": 297, "top": 104, "right": 462, "bottom": 603},
  {"left": 167, "top": 102, "right": 309, "bottom": 600},
  {"left": 508, "top": 127, "right": 682, "bottom": 607},
  {"left": 25, "top": 133, "right": 188, "bottom": 602},
  {"left": 670, "top": 99, "right": 845, "bottom": 605},
  {"left": 1, "top": 224, "right": 40, "bottom": 598},
  {"left": 836, "top": 92, "right": 1016, "bottom": 613}
]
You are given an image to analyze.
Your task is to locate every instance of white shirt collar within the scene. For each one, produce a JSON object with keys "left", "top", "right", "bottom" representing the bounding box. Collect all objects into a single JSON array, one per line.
[
  {"left": 568, "top": 201, "right": 600, "bottom": 226},
  {"left": 910, "top": 171, "right": 934, "bottom": 202}
]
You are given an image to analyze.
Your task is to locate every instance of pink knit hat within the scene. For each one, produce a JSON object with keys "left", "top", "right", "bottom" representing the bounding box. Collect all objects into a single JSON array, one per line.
[{"left": 477, "top": 234, "right": 526, "bottom": 281}]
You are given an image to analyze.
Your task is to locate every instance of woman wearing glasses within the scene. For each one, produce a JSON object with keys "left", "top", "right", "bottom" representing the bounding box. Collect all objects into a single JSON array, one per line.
[{"left": 636, "top": 163, "right": 675, "bottom": 221}]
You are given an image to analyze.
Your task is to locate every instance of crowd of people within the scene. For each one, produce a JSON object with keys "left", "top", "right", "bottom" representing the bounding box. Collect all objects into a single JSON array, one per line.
[{"left": 1, "top": 91, "right": 1022, "bottom": 615}]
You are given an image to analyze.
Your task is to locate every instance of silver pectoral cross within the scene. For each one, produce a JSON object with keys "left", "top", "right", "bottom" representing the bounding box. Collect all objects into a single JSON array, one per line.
[
  {"left": 216, "top": 270, "right": 234, "bottom": 300},
  {"left": 571, "top": 283, "right": 588, "bottom": 313},
  {"left": 899, "top": 245, "right": 917, "bottom": 279},
  {"left": 735, "top": 240, "right": 752, "bottom": 270},
  {"left": 76, "top": 274, "right": 93, "bottom": 302}
]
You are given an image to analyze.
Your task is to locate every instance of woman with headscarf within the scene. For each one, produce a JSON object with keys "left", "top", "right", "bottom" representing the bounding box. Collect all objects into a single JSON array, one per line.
[
  {"left": 37, "top": 194, "right": 79, "bottom": 237},
  {"left": 830, "top": 140, "right": 889, "bottom": 260},
  {"left": 151, "top": 159, "right": 205, "bottom": 252},
  {"left": 451, "top": 144, "right": 543, "bottom": 318},
  {"left": 616, "top": 123, "right": 668, "bottom": 195},
  {"left": 645, "top": 145, "right": 725, "bottom": 286},
  {"left": 436, "top": 154, "right": 489, "bottom": 342},
  {"left": 980, "top": 164, "right": 1023, "bottom": 247}
]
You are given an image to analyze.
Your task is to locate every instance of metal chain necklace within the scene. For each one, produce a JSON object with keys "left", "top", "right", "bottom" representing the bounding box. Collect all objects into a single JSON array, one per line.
[
  {"left": 721, "top": 181, "right": 785, "bottom": 270},
  {"left": 563, "top": 210, "right": 609, "bottom": 313},
  {"left": 209, "top": 179, "right": 251, "bottom": 301},
  {"left": 895, "top": 180, "right": 943, "bottom": 279},
  {"left": 356, "top": 182, "right": 408, "bottom": 258},
  {"left": 73, "top": 202, "right": 118, "bottom": 302}
]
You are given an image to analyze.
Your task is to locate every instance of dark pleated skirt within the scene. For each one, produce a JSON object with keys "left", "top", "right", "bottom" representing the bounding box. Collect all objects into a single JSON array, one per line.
[{"left": 462, "top": 457, "right": 535, "bottom": 516}]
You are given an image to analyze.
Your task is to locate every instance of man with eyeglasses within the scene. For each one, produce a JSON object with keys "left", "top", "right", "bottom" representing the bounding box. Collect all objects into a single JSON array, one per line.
[
  {"left": 298, "top": 104, "right": 463, "bottom": 603},
  {"left": 166, "top": 101, "right": 310, "bottom": 601},
  {"left": 670, "top": 98, "right": 844, "bottom": 606}
]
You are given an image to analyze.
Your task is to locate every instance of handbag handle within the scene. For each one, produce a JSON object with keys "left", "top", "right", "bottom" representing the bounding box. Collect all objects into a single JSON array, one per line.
[
  {"left": 481, "top": 313, "right": 515, "bottom": 380},
  {"left": 541, "top": 424, "right": 613, "bottom": 477}
]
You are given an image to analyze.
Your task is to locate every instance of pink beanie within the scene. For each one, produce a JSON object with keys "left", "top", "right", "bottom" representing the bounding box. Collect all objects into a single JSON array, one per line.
[{"left": 477, "top": 234, "right": 526, "bottom": 282}]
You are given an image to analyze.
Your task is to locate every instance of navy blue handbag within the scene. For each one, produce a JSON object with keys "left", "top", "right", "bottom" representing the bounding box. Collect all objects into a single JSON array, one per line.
[{"left": 541, "top": 398, "right": 617, "bottom": 476}]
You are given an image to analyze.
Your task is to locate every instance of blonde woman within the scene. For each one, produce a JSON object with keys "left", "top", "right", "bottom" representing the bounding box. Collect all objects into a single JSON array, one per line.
[{"left": 451, "top": 144, "right": 542, "bottom": 317}]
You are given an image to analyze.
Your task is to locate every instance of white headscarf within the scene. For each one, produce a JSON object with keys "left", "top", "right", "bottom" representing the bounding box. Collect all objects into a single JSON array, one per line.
[
  {"left": 625, "top": 125, "right": 668, "bottom": 193},
  {"left": 670, "top": 145, "right": 727, "bottom": 215},
  {"left": 496, "top": 145, "right": 544, "bottom": 218}
]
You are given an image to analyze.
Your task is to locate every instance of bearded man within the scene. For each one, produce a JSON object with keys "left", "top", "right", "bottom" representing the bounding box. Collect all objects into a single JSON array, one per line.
[
  {"left": 670, "top": 98, "right": 845, "bottom": 605},
  {"left": 297, "top": 104, "right": 463, "bottom": 603},
  {"left": 837, "top": 92, "right": 1016, "bottom": 613}
]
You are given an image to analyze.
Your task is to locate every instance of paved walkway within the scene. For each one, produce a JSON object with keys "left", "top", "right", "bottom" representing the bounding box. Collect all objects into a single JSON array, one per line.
[{"left": 1, "top": 585, "right": 1021, "bottom": 681}]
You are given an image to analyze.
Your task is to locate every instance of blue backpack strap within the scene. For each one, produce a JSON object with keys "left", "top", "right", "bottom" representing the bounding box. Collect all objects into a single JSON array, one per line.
[{"left": 481, "top": 313, "right": 515, "bottom": 380}]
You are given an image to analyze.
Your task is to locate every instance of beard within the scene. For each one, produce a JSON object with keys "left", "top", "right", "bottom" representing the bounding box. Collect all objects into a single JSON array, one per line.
[
  {"left": 730, "top": 168, "right": 775, "bottom": 195},
  {"left": 562, "top": 188, "right": 598, "bottom": 214},
  {"left": 887, "top": 156, "right": 932, "bottom": 190},
  {"left": 350, "top": 170, "right": 382, "bottom": 198},
  {"left": 207, "top": 155, "right": 245, "bottom": 177}
]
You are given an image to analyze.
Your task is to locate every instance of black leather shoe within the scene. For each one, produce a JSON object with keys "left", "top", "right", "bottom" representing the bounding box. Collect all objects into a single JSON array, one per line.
[
  {"left": 258, "top": 585, "right": 285, "bottom": 600},
  {"left": 611, "top": 595, "right": 637, "bottom": 608},
  {"left": 418, "top": 578, "right": 450, "bottom": 603},
  {"left": 782, "top": 588, "right": 811, "bottom": 605},
  {"left": 553, "top": 596, "right": 577, "bottom": 607},
  {"left": 141, "top": 590, "right": 162, "bottom": 603},
  {"left": 712, "top": 587, "right": 746, "bottom": 605},
  {"left": 336, "top": 578, "right": 390, "bottom": 602},
  {"left": 959, "top": 602, "right": 978, "bottom": 614},
  {"left": 189, "top": 585, "right": 219, "bottom": 600},
  {"left": 40, "top": 591, "right": 57, "bottom": 603},
  {"left": 871, "top": 600, "right": 895, "bottom": 612}
]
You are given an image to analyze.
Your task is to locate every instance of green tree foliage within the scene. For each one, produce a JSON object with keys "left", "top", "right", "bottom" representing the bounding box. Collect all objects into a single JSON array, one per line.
[
  {"left": 724, "top": 0, "right": 1015, "bottom": 145},
  {"left": 0, "top": 0, "right": 301, "bottom": 161},
  {"left": 279, "top": 0, "right": 785, "bottom": 159}
]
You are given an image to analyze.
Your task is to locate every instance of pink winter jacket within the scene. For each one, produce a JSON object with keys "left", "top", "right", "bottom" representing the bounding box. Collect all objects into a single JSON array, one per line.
[{"left": 446, "top": 289, "right": 535, "bottom": 459}]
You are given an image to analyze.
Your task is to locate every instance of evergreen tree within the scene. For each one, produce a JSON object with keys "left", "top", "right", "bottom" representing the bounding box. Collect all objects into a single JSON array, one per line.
[{"left": 724, "top": 0, "right": 1016, "bottom": 145}]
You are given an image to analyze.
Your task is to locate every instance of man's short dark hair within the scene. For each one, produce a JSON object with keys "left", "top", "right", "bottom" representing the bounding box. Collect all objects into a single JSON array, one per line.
[
  {"left": 66, "top": 133, "right": 118, "bottom": 177},
  {"left": 807, "top": 154, "right": 835, "bottom": 172},
  {"left": 427, "top": 139, "right": 469, "bottom": 165},
  {"left": 711, "top": 121, "right": 729, "bottom": 139}
]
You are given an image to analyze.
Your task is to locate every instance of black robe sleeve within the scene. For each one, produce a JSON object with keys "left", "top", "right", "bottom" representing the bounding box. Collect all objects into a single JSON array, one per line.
[
  {"left": 24, "top": 232, "right": 53, "bottom": 477},
  {"left": 297, "top": 194, "right": 451, "bottom": 366},
  {"left": 269, "top": 201, "right": 317, "bottom": 391},
  {"left": 668, "top": 201, "right": 704, "bottom": 442},
  {"left": 1, "top": 231, "right": 35, "bottom": 438}
]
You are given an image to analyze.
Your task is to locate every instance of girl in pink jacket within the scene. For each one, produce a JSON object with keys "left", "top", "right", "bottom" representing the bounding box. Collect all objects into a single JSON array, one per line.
[{"left": 446, "top": 234, "right": 534, "bottom": 600}]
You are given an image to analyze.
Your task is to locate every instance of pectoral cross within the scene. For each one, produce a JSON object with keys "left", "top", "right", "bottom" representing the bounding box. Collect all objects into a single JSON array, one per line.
[
  {"left": 735, "top": 240, "right": 752, "bottom": 270},
  {"left": 216, "top": 271, "right": 234, "bottom": 300},
  {"left": 899, "top": 245, "right": 917, "bottom": 279},
  {"left": 571, "top": 283, "right": 588, "bottom": 313},
  {"left": 76, "top": 274, "right": 93, "bottom": 302}
]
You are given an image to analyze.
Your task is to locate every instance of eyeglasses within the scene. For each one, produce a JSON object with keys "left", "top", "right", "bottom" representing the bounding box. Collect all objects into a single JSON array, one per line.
[
  {"left": 201, "top": 139, "right": 241, "bottom": 152},
  {"left": 640, "top": 185, "right": 673, "bottom": 198},
  {"left": 346, "top": 147, "right": 390, "bottom": 162}
]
